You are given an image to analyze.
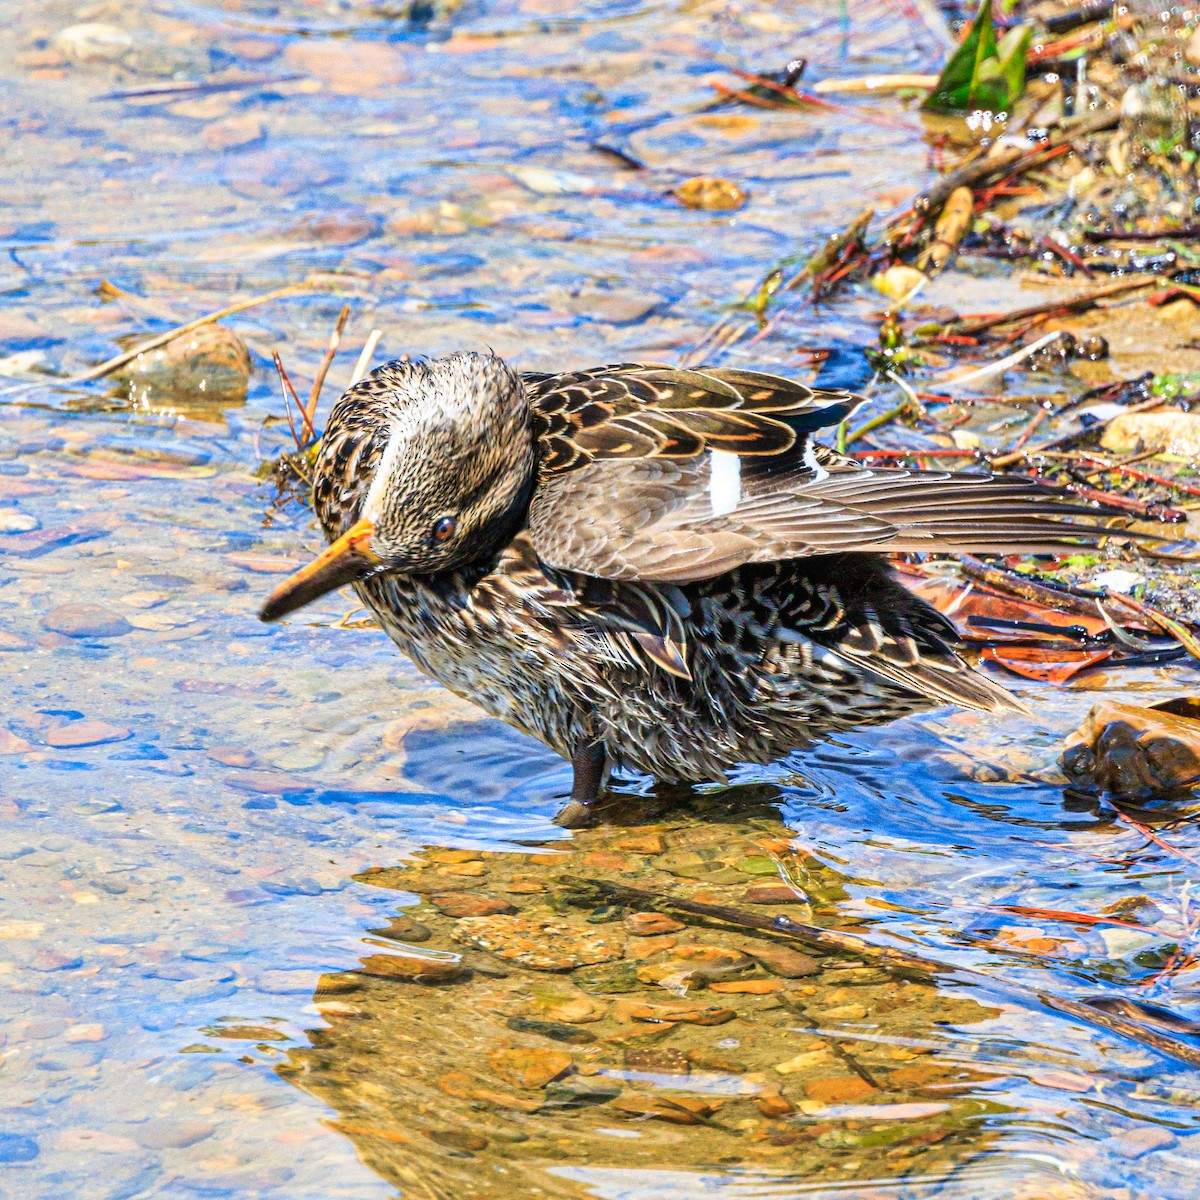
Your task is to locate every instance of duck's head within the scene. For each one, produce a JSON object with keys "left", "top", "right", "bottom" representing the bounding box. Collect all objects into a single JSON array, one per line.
[{"left": 260, "top": 352, "right": 535, "bottom": 622}]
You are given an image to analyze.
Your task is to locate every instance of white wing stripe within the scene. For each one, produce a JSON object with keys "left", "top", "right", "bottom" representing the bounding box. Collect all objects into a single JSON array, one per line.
[{"left": 709, "top": 450, "right": 742, "bottom": 517}]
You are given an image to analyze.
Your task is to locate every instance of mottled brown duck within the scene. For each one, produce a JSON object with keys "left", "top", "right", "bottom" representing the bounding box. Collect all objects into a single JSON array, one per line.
[{"left": 260, "top": 353, "right": 1125, "bottom": 826}]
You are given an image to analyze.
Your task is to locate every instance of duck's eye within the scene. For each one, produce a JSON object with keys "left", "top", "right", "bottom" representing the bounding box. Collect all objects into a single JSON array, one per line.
[{"left": 432, "top": 515, "right": 457, "bottom": 543}]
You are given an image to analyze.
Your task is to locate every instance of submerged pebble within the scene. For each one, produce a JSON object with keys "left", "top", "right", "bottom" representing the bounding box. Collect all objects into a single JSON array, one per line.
[{"left": 42, "top": 604, "right": 132, "bottom": 638}]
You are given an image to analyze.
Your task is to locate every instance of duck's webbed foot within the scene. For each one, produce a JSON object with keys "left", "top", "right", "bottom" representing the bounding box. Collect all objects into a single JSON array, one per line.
[{"left": 553, "top": 741, "right": 607, "bottom": 829}]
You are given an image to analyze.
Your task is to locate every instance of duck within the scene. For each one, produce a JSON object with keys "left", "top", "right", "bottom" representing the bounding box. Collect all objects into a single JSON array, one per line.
[{"left": 260, "top": 352, "right": 1122, "bottom": 826}]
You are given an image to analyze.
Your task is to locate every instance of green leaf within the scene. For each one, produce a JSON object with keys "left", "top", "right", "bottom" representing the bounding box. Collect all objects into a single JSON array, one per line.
[
  {"left": 922, "top": 0, "right": 1031, "bottom": 113},
  {"left": 996, "top": 25, "right": 1032, "bottom": 103}
]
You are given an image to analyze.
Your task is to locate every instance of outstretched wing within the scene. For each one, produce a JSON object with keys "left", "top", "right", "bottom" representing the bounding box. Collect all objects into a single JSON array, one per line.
[{"left": 524, "top": 363, "right": 1123, "bottom": 584}]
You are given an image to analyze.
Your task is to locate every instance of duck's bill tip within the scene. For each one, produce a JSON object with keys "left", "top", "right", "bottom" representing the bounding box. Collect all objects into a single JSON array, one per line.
[{"left": 257, "top": 518, "right": 379, "bottom": 623}]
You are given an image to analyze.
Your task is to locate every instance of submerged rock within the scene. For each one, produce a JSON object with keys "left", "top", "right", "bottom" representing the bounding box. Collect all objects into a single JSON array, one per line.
[
  {"left": 1100, "top": 409, "right": 1200, "bottom": 458},
  {"left": 1060, "top": 698, "right": 1200, "bottom": 800},
  {"left": 451, "top": 915, "right": 625, "bottom": 970},
  {"left": 112, "top": 324, "right": 251, "bottom": 406}
]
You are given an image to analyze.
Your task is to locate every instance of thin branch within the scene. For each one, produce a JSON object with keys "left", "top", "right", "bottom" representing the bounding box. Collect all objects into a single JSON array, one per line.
[
  {"left": 306, "top": 304, "right": 351, "bottom": 431},
  {"left": 1, "top": 283, "right": 311, "bottom": 396},
  {"left": 272, "top": 351, "right": 309, "bottom": 447},
  {"left": 349, "top": 329, "right": 382, "bottom": 387}
]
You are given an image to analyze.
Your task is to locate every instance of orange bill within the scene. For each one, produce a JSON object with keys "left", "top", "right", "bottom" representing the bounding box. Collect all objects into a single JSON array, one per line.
[{"left": 259, "top": 517, "right": 380, "bottom": 622}]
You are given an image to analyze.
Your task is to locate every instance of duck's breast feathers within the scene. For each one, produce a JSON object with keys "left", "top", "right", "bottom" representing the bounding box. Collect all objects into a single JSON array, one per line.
[{"left": 523, "top": 363, "right": 1132, "bottom": 585}]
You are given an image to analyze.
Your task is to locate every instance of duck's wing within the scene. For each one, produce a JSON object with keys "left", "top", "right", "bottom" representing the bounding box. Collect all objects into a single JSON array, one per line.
[{"left": 525, "top": 363, "right": 1124, "bottom": 584}]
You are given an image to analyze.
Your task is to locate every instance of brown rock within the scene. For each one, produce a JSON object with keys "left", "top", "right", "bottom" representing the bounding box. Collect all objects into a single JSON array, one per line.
[
  {"left": 206, "top": 745, "right": 257, "bottom": 768},
  {"left": 626, "top": 934, "right": 678, "bottom": 960},
  {"left": 1061, "top": 698, "right": 1200, "bottom": 799},
  {"left": 743, "top": 884, "right": 806, "bottom": 905},
  {"left": 426, "top": 848, "right": 482, "bottom": 864},
  {"left": 672, "top": 176, "right": 747, "bottom": 211},
  {"left": 581, "top": 851, "right": 627, "bottom": 870},
  {"left": 1100, "top": 409, "right": 1200, "bottom": 459},
  {"left": 611, "top": 1093, "right": 725, "bottom": 1123},
  {"left": 290, "top": 212, "right": 381, "bottom": 246},
  {"left": 1187, "top": 25, "right": 1200, "bottom": 67},
  {"left": 441, "top": 861, "right": 486, "bottom": 877},
  {"left": 112, "top": 324, "right": 251, "bottom": 405},
  {"left": 283, "top": 39, "right": 408, "bottom": 96},
  {"left": 755, "top": 1089, "right": 795, "bottom": 1117},
  {"left": 739, "top": 942, "right": 820, "bottom": 979},
  {"left": 709, "top": 979, "right": 782, "bottom": 994},
  {"left": 425, "top": 1129, "right": 487, "bottom": 1152},
  {"left": 529, "top": 991, "right": 604, "bottom": 1024},
  {"left": 358, "top": 952, "right": 466, "bottom": 984},
  {"left": 603, "top": 1022, "right": 678, "bottom": 1048},
  {"left": 428, "top": 893, "right": 516, "bottom": 918},
  {"left": 626, "top": 912, "right": 685, "bottom": 936},
  {"left": 224, "top": 553, "right": 305, "bottom": 575},
  {"left": 369, "top": 913, "right": 432, "bottom": 943},
  {"left": 488, "top": 1046, "right": 574, "bottom": 1089},
  {"left": 611, "top": 833, "right": 664, "bottom": 854},
  {"left": 436, "top": 1070, "right": 540, "bottom": 1112},
  {"left": 224, "top": 771, "right": 312, "bottom": 796},
  {"left": 888, "top": 1062, "right": 952, "bottom": 1088},
  {"left": 451, "top": 915, "right": 624, "bottom": 970},
  {"left": 503, "top": 876, "right": 545, "bottom": 894},
  {"left": 201, "top": 116, "right": 264, "bottom": 151},
  {"left": 45, "top": 721, "right": 131, "bottom": 749},
  {"left": 43, "top": 604, "right": 131, "bottom": 639},
  {"left": 1110, "top": 1125, "right": 1176, "bottom": 1158},
  {"left": 0, "top": 729, "right": 34, "bottom": 754},
  {"left": 803, "top": 1076, "right": 877, "bottom": 1105}
]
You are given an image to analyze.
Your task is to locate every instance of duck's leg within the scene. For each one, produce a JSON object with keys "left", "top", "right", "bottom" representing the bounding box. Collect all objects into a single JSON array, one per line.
[{"left": 553, "top": 741, "right": 606, "bottom": 829}]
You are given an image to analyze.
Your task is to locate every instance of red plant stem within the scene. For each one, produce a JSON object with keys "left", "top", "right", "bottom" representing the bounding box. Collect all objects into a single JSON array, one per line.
[
  {"left": 1028, "top": 29, "right": 1101, "bottom": 63},
  {"left": 1078, "top": 455, "right": 1200, "bottom": 499},
  {"left": 850, "top": 448, "right": 977, "bottom": 458},
  {"left": 1062, "top": 482, "right": 1186, "bottom": 522},
  {"left": 1114, "top": 811, "right": 1200, "bottom": 871},
  {"left": 1007, "top": 407, "right": 1049, "bottom": 454},
  {"left": 728, "top": 68, "right": 841, "bottom": 111},
  {"left": 1142, "top": 948, "right": 1196, "bottom": 991},
  {"left": 708, "top": 82, "right": 797, "bottom": 110},
  {"left": 986, "top": 904, "right": 1175, "bottom": 937},
  {"left": 1041, "top": 236, "right": 1099, "bottom": 278}
]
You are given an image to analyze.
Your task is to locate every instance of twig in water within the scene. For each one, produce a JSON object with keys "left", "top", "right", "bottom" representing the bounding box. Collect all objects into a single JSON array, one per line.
[
  {"left": 0, "top": 282, "right": 312, "bottom": 397},
  {"left": 1111, "top": 810, "right": 1200, "bottom": 871},
  {"left": 1105, "top": 591, "right": 1200, "bottom": 667},
  {"left": 990, "top": 392, "right": 1168, "bottom": 468},
  {"left": 349, "top": 330, "right": 382, "bottom": 387},
  {"left": 933, "top": 331, "right": 1066, "bottom": 389},
  {"left": 306, "top": 304, "right": 351, "bottom": 431},
  {"left": 1004, "top": 406, "right": 1049, "bottom": 455},
  {"left": 1085, "top": 225, "right": 1200, "bottom": 243},
  {"left": 95, "top": 75, "right": 304, "bottom": 102},
  {"left": 909, "top": 108, "right": 1119, "bottom": 222},
  {"left": 844, "top": 398, "right": 909, "bottom": 446},
  {"left": 272, "top": 352, "right": 309, "bottom": 447},
  {"left": 810, "top": 73, "right": 939, "bottom": 94},
  {"left": 558, "top": 875, "right": 1200, "bottom": 1069},
  {"left": 958, "top": 556, "right": 1117, "bottom": 621},
  {"left": 952, "top": 271, "right": 1182, "bottom": 337}
]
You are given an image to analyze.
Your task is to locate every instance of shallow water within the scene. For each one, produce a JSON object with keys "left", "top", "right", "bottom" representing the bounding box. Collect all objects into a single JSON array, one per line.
[{"left": 2, "top": 2, "right": 1200, "bottom": 1198}]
